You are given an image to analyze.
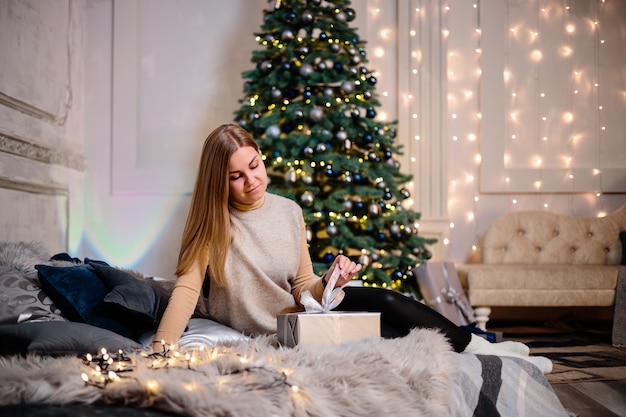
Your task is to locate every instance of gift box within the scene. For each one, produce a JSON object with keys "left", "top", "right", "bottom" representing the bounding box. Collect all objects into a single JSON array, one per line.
[
  {"left": 277, "top": 312, "right": 380, "bottom": 347},
  {"left": 415, "top": 261, "right": 476, "bottom": 326}
]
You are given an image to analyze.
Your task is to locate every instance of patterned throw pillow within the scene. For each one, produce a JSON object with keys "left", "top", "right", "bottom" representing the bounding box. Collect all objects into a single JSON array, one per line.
[{"left": 0, "top": 266, "right": 65, "bottom": 324}]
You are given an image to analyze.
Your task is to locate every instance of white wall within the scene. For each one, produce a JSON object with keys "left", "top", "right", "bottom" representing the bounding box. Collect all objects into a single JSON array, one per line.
[
  {"left": 0, "top": 0, "right": 85, "bottom": 253},
  {"left": 80, "top": 0, "right": 626, "bottom": 278}
]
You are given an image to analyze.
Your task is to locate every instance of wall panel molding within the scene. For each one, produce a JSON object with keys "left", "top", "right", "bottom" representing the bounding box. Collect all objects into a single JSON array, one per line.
[{"left": 0, "top": 133, "right": 84, "bottom": 171}]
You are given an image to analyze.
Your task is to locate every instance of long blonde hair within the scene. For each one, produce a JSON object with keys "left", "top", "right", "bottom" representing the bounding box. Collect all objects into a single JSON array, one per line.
[{"left": 176, "top": 124, "right": 260, "bottom": 285}]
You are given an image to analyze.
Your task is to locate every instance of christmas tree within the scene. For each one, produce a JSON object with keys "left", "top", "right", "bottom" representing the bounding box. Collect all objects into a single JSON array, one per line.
[{"left": 233, "top": 0, "right": 436, "bottom": 297}]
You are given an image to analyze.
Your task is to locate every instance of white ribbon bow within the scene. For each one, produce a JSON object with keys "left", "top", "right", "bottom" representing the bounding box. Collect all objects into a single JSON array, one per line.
[{"left": 300, "top": 267, "right": 345, "bottom": 313}]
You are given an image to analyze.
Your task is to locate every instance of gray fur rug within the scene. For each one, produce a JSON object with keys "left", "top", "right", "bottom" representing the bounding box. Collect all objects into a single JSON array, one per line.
[{"left": 0, "top": 329, "right": 456, "bottom": 417}]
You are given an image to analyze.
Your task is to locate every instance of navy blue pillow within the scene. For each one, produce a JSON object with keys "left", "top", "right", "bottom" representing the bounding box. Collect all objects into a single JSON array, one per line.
[{"left": 35, "top": 264, "right": 135, "bottom": 340}]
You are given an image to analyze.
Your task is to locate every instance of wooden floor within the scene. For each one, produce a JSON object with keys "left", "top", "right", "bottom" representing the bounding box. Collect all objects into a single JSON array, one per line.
[{"left": 552, "top": 380, "right": 626, "bottom": 417}]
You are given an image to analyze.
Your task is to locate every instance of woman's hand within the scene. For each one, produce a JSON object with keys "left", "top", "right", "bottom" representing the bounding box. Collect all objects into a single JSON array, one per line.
[{"left": 326, "top": 255, "right": 362, "bottom": 288}]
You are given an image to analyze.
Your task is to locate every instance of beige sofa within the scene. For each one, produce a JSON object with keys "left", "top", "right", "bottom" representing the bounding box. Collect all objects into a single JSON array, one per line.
[{"left": 457, "top": 203, "right": 626, "bottom": 339}]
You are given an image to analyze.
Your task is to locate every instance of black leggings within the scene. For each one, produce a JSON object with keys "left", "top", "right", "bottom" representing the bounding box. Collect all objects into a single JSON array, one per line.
[{"left": 336, "top": 287, "right": 471, "bottom": 353}]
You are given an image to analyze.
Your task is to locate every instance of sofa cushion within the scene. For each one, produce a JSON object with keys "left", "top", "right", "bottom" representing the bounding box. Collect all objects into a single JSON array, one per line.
[{"left": 464, "top": 264, "right": 619, "bottom": 307}]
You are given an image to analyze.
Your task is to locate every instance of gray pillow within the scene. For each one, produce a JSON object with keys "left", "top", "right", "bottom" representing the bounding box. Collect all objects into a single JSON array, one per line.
[
  {"left": 0, "top": 321, "right": 142, "bottom": 356},
  {"left": 0, "top": 266, "right": 65, "bottom": 324}
]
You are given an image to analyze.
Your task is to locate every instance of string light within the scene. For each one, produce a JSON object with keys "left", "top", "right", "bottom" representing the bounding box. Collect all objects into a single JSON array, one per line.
[
  {"left": 361, "top": 1, "right": 620, "bottom": 261},
  {"left": 80, "top": 343, "right": 302, "bottom": 397}
]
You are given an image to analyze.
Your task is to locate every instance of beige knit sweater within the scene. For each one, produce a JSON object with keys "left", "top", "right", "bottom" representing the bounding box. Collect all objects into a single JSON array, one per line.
[{"left": 153, "top": 193, "right": 324, "bottom": 346}]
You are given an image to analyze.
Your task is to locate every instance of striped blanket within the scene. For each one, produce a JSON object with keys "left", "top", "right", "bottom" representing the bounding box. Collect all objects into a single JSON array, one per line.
[{"left": 452, "top": 353, "right": 570, "bottom": 416}]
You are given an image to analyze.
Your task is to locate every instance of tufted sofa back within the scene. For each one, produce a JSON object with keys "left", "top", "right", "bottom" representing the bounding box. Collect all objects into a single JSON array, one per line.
[{"left": 481, "top": 203, "right": 626, "bottom": 265}]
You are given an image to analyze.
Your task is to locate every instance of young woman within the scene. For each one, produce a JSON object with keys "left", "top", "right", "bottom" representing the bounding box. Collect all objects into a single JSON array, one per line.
[{"left": 153, "top": 124, "right": 552, "bottom": 373}]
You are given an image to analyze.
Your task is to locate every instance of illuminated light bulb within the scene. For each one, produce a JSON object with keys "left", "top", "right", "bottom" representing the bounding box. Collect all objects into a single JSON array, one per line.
[
  {"left": 451, "top": 113, "right": 457, "bottom": 119},
  {"left": 465, "top": 90, "right": 473, "bottom": 98},
  {"left": 601, "top": 126, "right": 606, "bottom": 131},
  {"left": 510, "top": 112, "right": 517, "bottom": 120},
  {"left": 540, "top": 93, "right": 546, "bottom": 98},
  {"left": 374, "top": 47, "right": 385, "bottom": 57},
  {"left": 466, "top": 174, "right": 474, "bottom": 183},
  {"left": 407, "top": 94, "right": 413, "bottom": 99},
  {"left": 511, "top": 134, "right": 517, "bottom": 139},
  {"left": 471, "top": 244, "right": 478, "bottom": 251},
  {"left": 574, "top": 89, "right": 579, "bottom": 94},
  {"left": 452, "top": 135, "right": 458, "bottom": 141},
  {"left": 504, "top": 70, "right": 511, "bottom": 81},
  {"left": 476, "top": 48, "right": 481, "bottom": 54},
  {"left": 599, "top": 105, "right": 603, "bottom": 110},
  {"left": 412, "top": 113, "right": 418, "bottom": 119},
  {"left": 444, "top": 238, "right": 450, "bottom": 245},
  {"left": 534, "top": 181, "right": 542, "bottom": 189},
  {"left": 563, "top": 112, "right": 574, "bottom": 122},
  {"left": 410, "top": 30, "right": 416, "bottom": 36},
  {"left": 412, "top": 68, "right": 418, "bottom": 74},
  {"left": 505, "top": 177, "right": 511, "bottom": 183},
  {"left": 569, "top": 174, "right": 574, "bottom": 179},
  {"left": 467, "top": 212, "right": 475, "bottom": 221},
  {"left": 512, "top": 92, "right": 517, "bottom": 97},
  {"left": 534, "top": 156, "right": 542, "bottom": 167},
  {"left": 600, "top": 39, "right": 605, "bottom": 44},
  {"left": 512, "top": 199, "right": 518, "bottom": 204},
  {"left": 451, "top": 180, "right": 457, "bottom": 186},
  {"left": 414, "top": 135, "right": 421, "bottom": 140},
  {"left": 443, "top": 29, "right": 450, "bottom": 37},
  {"left": 542, "top": 116, "right": 547, "bottom": 121},
  {"left": 598, "top": 211, "right": 607, "bottom": 218},
  {"left": 474, "top": 154, "right": 481, "bottom": 164},
  {"left": 543, "top": 136, "right": 548, "bottom": 141},
  {"left": 477, "top": 113, "right": 482, "bottom": 119},
  {"left": 544, "top": 203, "right": 549, "bottom": 208},
  {"left": 382, "top": 91, "right": 389, "bottom": 96},
  {"left": 468, "top": 134, "right": 476, "bottom": 141},
  {"left": 450, "top": 222, "right": 455, "bottom": 228},
  {"left": 473, "top": 3, "right": 477, "bottom": 8},
  {"left": 474, "top": 196, "right": 480, "bottom": 202},
  {"left": 566, "top": 24, "right": 575, "bottom": 34},
  {"left": 476, "top": 69, "right": 482, "bottom": 75},
  {"left": 593, "top": 169, "right": 600, "bottom": 175},
  {"left": 531, "top": 49, "right": 543, "bottom": 62}
]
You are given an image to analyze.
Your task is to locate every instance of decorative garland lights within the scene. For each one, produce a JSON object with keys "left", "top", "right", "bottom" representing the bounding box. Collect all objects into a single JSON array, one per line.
[{"left": 80, "top": 342, "right": 302, "bottom": 396}]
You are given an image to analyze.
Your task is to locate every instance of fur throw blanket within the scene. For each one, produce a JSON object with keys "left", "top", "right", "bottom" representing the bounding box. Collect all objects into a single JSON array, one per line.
[{"left": 0, "top": 329, "right": 456, "bottom": 417}]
